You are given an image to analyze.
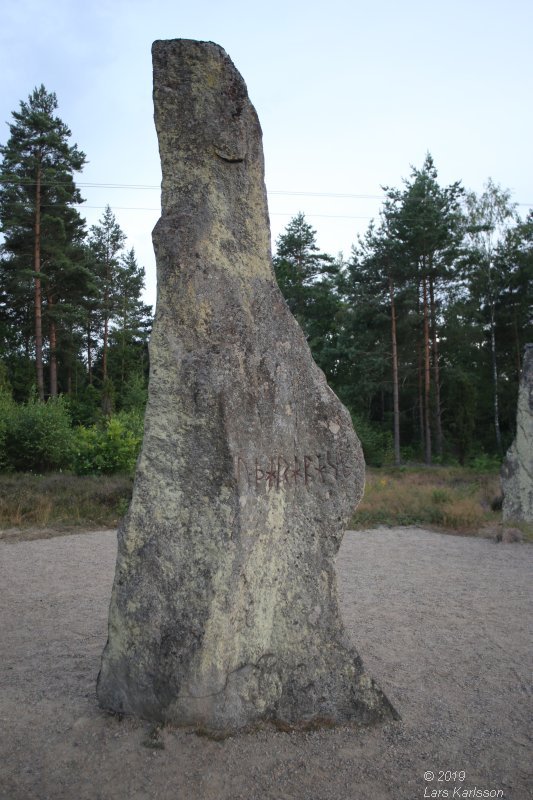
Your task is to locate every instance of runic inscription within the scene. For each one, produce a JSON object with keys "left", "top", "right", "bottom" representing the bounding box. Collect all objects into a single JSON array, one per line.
[{"left": 235, "top": 452, "right": 351, "bottom": 490}]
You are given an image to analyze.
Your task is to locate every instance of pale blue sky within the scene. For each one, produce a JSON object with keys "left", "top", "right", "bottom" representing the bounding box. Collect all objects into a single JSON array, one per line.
[{"left": 1, "top": 0, "right": 531, "bottom": 305}]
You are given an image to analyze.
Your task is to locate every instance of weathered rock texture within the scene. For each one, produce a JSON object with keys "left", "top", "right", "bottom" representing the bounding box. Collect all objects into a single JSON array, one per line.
[
  {"left": 97, "top": 39, "right": 396, "bottom": 733},
  {"left": 502, "top": 344, "right": 533, "bottom": 523}
]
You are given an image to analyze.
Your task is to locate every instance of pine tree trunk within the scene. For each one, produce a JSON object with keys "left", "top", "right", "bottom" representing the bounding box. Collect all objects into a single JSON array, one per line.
[
  {"left": 490, "top": 304, "right": 502, "bottom": 452},
  {"left": 513, "top": 311, "right": 521, "bottom": 378},
  {"left": 66, "top": 325, "right": 73, "bottom": 395},
  {"left": 34, "top": 161, "right": 45, "bottom": 401},
  {"left": 121, "top": 295, "right": 127, "bottom": 390},
  {"left": 87, "top": 316, "right": 93, "bottom": 385},
  {"left": 48, "top": 296, "right": 58, "bottom": 397},
  {"left": 429, "top": 275, "right": 443, "bottom": 457},
  {"left": 417, "top": 283, "right": 425, "bottom": 457},
  {"left": 422, "top": 275, "right": 432, "bottom": 465},
  {"left": 388, "top": 276, "right": 401, "bottom": 466},
  {"left": 103, "top": 318, "right": 109, "bottom": 380},
  {"left": 103, "top": 271, "right": 109, "bottom": 381}
]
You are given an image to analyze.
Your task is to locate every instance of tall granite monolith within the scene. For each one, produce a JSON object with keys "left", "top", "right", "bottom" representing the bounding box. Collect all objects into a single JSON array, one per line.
[
  {"left": 97, "top": 39, "right": 396, "bottom": 733},
  {"left": 502, "top": 344, "right": 533, "bottom": 522}
]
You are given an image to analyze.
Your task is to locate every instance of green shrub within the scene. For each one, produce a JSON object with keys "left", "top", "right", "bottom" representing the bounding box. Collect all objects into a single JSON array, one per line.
[
  {"left": 3, "top": 396, "right": 75, "bottom": 473},
  {"left": 120, "top": 372, "right": 148, "bottom": 413},
  {"left": 0, "top": 386, "right": 15, "bottom": 472},
  {"left": 351, "top": 414, "right": 394, "bottom": 467},
  {"left": 467, "top": 453, "right": 502, "bottom": 472},
  {"left": 431, "top": 488, "right": 451, "bottom": 505},
  {"left": 66, "top": 384, "right": 102, "bottom": 427},
  {"left": 73, "top": 410, "right": 144, "bottom": 476}
]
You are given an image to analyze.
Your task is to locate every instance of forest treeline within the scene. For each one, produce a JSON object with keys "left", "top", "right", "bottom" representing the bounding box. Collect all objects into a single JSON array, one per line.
[
  {"left": 274, "top": 160, "right": 532, "bottom": 466},
  {"left": 0, "top": 87, "right": 151, "bottom": 474},
  {"left": 0, "top": 86, "right": 532, "bottom": 472}
]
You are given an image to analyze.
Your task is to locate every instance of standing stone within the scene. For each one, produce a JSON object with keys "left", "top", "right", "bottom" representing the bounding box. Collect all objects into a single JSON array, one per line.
[
  {"left": 97, "top": 39, "right": 396, "bottom": 733},
  {"left": 502, "top": 344, "right": 533, "bottom": 523}
]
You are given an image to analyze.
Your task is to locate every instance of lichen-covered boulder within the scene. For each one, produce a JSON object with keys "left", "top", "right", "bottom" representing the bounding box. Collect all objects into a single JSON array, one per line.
[
  {"left": 97, "top": 38, "right": 396, "bottom": 733},
  {"left": 502, "top": 344, "right": 533, "bottom": 523}
]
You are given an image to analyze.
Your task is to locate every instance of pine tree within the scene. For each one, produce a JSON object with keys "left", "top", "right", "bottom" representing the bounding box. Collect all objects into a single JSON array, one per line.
[
  {"left": 273, "top": 213, "right": 340, "bottom": 381},
  {"left": 382, "top": 155, "right": 464, "bottom": 463},
  {"left": 273, "top": 212, "right": 335, "bottom": 323},
  {"left": 107, "top": 247, "right": 152, "bottom": 404},
  {"left": 497, "top": 211, "right": 533, "bottom": 378},
  {"left": 0, "top": 85, "right": 86, "bottom": 399},
  {"left": 339, "top": 219, "right": 415, "bottom": 465},
  {"left": 87, "top": 205, "right": 126, "bottom": 383},
  {"left": 462, "top": 179, "right": 519, "bottom": 452},
  {"left": 338, "top": 232, "right": 392, "bottom": 416}
]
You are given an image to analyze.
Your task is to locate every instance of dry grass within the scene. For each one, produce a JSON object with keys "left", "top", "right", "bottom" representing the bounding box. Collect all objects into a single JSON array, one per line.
[
  {"left": 0, "top": 473, "right": 132, "bottom": 531},
  {"left": 353, "top": 466, "right": 504, "bottom": 534},
  {"left": 1, "top": 467, "right": 530, "bottom": 541}
]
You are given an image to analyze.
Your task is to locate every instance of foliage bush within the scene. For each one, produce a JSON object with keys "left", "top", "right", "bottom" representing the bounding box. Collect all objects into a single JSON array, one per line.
[
  {"left": 467, "top": 453, "right": 503, "bottom": 472},
  {"left": 66, "top": 384, "right": 102, "bottom": 427},
  {"left": 0, "top": 386, "right": 15, "bottom": 472},
  {"left": 120, "top": 372, "right": 148, "bottom": 412},
  {"left": 351, "top": 413, "right": 394, "bottom": 467},
  {"left": 0, "top": 387, "right": 145, "bottom": 477},
  {"left": 2, "top": 395, "right": 75, "bottom": 473},
  {"left": 73, "top": 410, "right": 144, "bottom": 476}
]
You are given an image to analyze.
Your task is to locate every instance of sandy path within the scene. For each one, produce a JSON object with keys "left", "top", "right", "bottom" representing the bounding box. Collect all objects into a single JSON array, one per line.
[{"left": 1, "top": 527, "right": 531, "bottom": 800}]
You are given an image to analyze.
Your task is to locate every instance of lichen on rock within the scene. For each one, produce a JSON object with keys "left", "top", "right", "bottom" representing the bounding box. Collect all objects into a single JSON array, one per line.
[
  {"left": 502, "top": 344, "right": 533, "bottom": 523},
  {"left": 96, "top": 38, "right": 397, "bottom": 733}
]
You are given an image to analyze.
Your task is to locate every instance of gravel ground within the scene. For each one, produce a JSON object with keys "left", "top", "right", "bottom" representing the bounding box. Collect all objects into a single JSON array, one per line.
[{"left": 1, "top": 527, "right": 531, "bottom": 800}]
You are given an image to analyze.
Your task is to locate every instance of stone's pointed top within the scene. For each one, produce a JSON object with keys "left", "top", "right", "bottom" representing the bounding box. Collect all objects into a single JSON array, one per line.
[
  {"left": 151, "top": 38, "right": 246, "bottom": 91},
  {"left": 152, "top": 38, "right": 229, "bottom": 53},
  {"left": 97, "top": 39, "right": 396, "bottom": 734},
  {"left": 151, "top": 37, "right": 269, "bottom": 278}
]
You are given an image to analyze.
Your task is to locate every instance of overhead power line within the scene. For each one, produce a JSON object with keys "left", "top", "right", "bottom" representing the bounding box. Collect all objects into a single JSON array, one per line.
[
  {"left": 72, "top": 205, "right": 375, "bottom": 219},
  {"left": 0, "top": 176, "right": 387, "bottom": 200},
  {"left": 1, "top": 175, "right": 532, "bottom": 206}
]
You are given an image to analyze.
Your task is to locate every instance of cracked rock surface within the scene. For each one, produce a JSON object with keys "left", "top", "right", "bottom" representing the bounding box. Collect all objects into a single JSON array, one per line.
[
  {"left": 502, "top": 344, "right": 533, "bottom": 523},
  {"left": 96, "top": 39, "right": 395, "bottom": 733}
]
